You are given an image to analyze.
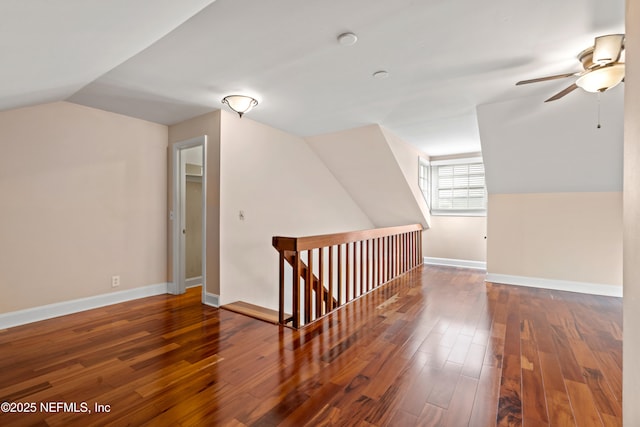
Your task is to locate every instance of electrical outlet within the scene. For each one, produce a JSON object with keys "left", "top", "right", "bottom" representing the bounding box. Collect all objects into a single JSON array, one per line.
[{"left": 111, "top": 275, "right": 120, "bottom": 288}]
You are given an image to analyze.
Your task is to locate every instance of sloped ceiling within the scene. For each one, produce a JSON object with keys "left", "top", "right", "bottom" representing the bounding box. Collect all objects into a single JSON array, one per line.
[
  {"left": 0, "top": 0, "right": 625, "bottom": 156},
  {"left": 478, "top": 85, "right": 623, "bottom": 194},
  {"left": 0, "top": 0, "right": 215, "bottom": 111}
]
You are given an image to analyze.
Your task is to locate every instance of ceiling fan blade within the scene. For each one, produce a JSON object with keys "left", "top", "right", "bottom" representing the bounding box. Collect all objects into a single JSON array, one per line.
[
  {"left": 544, "top": 83, "right": 579, "bottom": 102},
  {"left": 516, "top": 72, "right": 577, "bottom": 85},
  {"left": 593, "top": 34, "right": 624, "bottom": 65}
]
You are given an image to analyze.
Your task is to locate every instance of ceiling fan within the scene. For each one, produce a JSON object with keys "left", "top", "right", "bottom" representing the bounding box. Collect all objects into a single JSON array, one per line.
[{"left": 516, "top": 34, "right": 625, "bottom": 102}]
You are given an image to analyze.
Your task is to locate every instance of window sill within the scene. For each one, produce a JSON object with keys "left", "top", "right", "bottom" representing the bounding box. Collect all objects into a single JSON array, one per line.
[{"left": 430, "top": 210, "right": 486, "bottom": 217}]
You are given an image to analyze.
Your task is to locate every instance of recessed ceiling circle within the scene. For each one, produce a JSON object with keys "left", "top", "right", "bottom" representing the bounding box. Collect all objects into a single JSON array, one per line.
[
  {"left": 337, "top": 32, "right": 358, "bottom": 46},
  {"left": 373, "top": 70, "right": 389, "bottom": 79}
]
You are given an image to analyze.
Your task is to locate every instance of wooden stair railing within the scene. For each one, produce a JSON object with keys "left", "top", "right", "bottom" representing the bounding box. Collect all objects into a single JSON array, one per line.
[
  {"left": 282, "top": 250, "right": 338, "bottom": 310},
  {"left": 272, "top": 224, "right": 423, "bottom": 329}
]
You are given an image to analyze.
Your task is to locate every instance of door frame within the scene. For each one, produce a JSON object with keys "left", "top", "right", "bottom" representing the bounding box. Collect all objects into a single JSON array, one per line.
[{"left": 170, "top": 135, "right": 207, "bottom": 301}]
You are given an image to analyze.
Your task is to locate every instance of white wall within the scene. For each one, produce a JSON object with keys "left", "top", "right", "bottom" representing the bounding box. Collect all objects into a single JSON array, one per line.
[
  {"left": 0, "top": 101, "right": 168, "bottom": 312},
  {"left": 219, "top": 111, "right": 373, "bottom": 309},
  {"left": 624, "top": 0, "right": 640, "bottom": 421}
]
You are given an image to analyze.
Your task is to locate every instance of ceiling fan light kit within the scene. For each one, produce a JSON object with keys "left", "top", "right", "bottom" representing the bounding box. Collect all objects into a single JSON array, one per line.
[
  {"left": 576, "top": 63, "right": 625, "bottom": 93},
  {"left": 222, "top": 95, "right": 258, "bottom": 118},
  {"left": 516, "top": 34, "right": 625, "bottom": 102}
]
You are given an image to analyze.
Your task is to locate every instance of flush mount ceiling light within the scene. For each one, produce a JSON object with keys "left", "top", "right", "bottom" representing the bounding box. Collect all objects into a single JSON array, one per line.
[{"left": 221, "top": 95, "right": 258, "bottom": 118}]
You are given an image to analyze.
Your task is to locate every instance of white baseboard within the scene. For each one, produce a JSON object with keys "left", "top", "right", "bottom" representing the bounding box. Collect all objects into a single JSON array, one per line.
[
  {"left": 0, "top": 283, "right": 169, "bottom": 330},
  {"left": 204, "top": 292, "right": 219, "bottom": 308},
  {"left": 485, "top": 273, "right": 623, "bottom": 297},
  {"left": 185, "top": 276, "right": 203, "bottom": 288},
  {"left": 424, "top": 257, "right": 486, "bottom": 270}
]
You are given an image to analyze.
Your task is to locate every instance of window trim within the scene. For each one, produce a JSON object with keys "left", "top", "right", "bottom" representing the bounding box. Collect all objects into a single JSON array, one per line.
[
  {"left": 418, "top": 158, "right": 431, "bottom": 210},
  {"left": 427, "top": 156, "right": 487, "bottom": 217}
]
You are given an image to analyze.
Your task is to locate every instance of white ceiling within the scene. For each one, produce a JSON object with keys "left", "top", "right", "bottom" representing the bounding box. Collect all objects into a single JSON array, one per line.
[{"left": 1, "top": 0, "right": 624, "bottom": 156}]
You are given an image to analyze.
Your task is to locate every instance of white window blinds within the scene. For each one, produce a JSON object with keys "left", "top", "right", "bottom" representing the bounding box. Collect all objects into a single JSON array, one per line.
[{"left": 430, "top": 159, "right": 487, "bottom": 215}]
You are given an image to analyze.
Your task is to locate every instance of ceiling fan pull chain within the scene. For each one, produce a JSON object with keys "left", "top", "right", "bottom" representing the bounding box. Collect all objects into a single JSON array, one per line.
[{"left": 597, "top": 92, "right": 602, "bottom": 129}]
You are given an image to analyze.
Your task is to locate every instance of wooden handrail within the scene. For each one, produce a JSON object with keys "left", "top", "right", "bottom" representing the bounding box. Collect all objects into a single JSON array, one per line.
[
  {"left": 273, "top": 223, "right": 423, "bottom": 252},
  {"left": 273, "top": 224, "right": 423, "bottom": 329}
]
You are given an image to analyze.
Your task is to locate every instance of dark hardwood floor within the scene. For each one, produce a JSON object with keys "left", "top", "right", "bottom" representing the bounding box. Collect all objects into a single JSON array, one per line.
[{"left": 0, "top": 265, "right": 622, "bottom": 426}]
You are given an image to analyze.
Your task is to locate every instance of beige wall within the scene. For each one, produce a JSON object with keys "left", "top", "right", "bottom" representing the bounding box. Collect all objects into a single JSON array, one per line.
[
  {"left": 306, "top": 125, "right": 428, "bottom": 228},
  {"left": 168, "top": 110, "right": 221, "bottom": 296},
  {"left": 0, "top": 101, "right": 168, "bottom": 312},
  {"left": 624, "top": 0, "right": 640, "bottom": 422},
  {"left": 487, "top": 192, "right": 622, "bottom": 287},
  {"left": 219, "top": 111, "right": 373, "bottom": 309},
  {"left": 424, "top": 215, "right": 486, "bottom": 262},
  {"left": 381, "top": 127, "right": 431, "bottom": 228}
]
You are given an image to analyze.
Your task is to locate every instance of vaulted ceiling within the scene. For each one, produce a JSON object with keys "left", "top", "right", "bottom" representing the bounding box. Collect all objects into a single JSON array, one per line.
[{"left": 0, "top": 0, "right": 625, "bottom": 155}]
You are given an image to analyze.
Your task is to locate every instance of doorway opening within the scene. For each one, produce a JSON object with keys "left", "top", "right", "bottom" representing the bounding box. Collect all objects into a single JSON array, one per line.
[{"left": 171, "top": 136, "right": 207, "bottom": 304}]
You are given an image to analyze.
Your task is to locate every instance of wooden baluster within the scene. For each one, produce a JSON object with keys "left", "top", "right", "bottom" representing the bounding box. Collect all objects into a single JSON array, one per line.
[
  {"left": 404, "top": 232, "right": 408, "bottom": 272},
  {"left": 366, "top": 239, "right": 371, "bottom": 292},
  {"left": 400, "top": 234, "right": 404, "bottom": 274},
  {"left": 398, "top": 234, "right": 402, "bottom": 275},
  {"left": 351, "top": 242, "right": 357, "bottom": 300},
  {"left": 410, "top": 232, "right": 416, "bottom": 268},
  {"left": 378, "top": 237, "right": 382, "bottom": 286},
  {"left": 398, "top": 233, "right": 402, "bottom": 274},
  {"left": 386, "top": 236, "right": 390, "bottom": 283},
  {"left": 378, "top": 238, "right": 382, "bottom": 287},
  {"left": 328, "top": 245, "right": 334, "bottom": 311},
  {"left": 279, "top": 251, "right": 285, "bottom": 325},
  {"left": 359, "top": 240, "right": 364, "bottom": 296},
  {"left": 400, "top": 234, "right": 403, "bottom": 275},
  {"left": 399, "top": 233, "right": 403, "bottom": 274},
  {"left": 373, "top": 238, "right": 378, "bottom": 288},
  {"left": 391, "top": 235, "right": 395, "bottom": 279},
  {"left": 317, "top": 247, "right": 324, "bottom": 318},
  {"left": 416, "top": 230, "right": 420, "bottom": 267},
  {"left": 414, "top": 231, "right": 418, "bottom": 268},
  {"left": 338, "top": 244, "right": 343, "bottom": 306},
  {"left": 401, "top": 233, "right": 405, "bottom": 273},
  {"left": 407, "top": 232, "right": 411, "bottom": 270},
  {"left": 306, "top": 249, "right": 313, "bottom": 323},
  {"left": 391, "top": 235, "right": 394, "bottom": 280},
  {"left": 292, "top": 251, "right": 300, "bottom": 328},
  {"left": 346, "top": 243, "right": 351, "bottom": 303}
]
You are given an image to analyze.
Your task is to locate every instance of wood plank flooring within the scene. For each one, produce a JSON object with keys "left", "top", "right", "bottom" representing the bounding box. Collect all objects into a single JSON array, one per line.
[{"left": 0, "top": 265, "right": 622, "bottom": 426}]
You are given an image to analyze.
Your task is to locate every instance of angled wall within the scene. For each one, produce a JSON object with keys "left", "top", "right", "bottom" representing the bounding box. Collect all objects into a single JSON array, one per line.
[
  {"left": 478, "top": 88, "right": 623, "bottom": 294},
  {"left": 218, "top": 111, "right": 373, "bottom": 309},
  {"left": 306, "top": 124, "right": 429, "bottom": 229}
]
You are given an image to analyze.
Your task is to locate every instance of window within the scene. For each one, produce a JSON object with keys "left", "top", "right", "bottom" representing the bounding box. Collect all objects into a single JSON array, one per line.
[
  {"left": 420, "top": 157, "right": 487, "bottom": 216},
  {"left": 418, "top": 159, "right": 430, "bottom": 209}
]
